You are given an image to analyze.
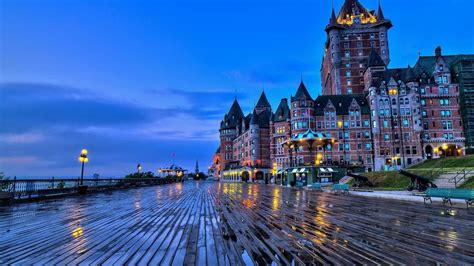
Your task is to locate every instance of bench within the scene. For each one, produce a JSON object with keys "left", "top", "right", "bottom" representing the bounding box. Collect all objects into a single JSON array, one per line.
[
  {"left": 332, "top": 184, "right": 349, "bottom": 194},
  {"left": 308, "top": 183, "right": 322, "bottom": 190},
  {"left": 423, "top": 188, "right": 474, "bottom": 208}
]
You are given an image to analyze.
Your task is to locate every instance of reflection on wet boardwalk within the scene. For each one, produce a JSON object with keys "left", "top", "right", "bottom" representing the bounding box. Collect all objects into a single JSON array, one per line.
[{"left": 0, "top": 182, "right": 473, "bottom": 265}]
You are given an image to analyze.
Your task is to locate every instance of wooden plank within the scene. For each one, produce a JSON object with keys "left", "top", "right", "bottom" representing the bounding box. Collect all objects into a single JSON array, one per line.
[{"left": 0, "top": 182, "right": 473, "bottom": 265}]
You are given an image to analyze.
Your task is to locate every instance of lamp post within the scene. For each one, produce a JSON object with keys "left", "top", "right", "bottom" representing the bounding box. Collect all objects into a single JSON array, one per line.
[
  {"left": 442, "top": 143, "right": 448, "bottom": 158},
  {"left": 137, "top": 163, "right": 142, "bottom": 174},
  {"left": 78, "top": 149, "right": 88, "bottom": 194}
]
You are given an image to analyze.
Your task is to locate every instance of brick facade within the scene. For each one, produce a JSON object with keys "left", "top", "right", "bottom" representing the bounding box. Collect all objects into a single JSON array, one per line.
[{"left": 217, "top": 0, "right": 472, "bottom": 178}]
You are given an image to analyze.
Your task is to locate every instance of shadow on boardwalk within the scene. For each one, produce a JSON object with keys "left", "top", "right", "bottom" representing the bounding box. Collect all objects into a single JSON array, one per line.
[{"left": 0, "top": 182, "right": 473, "bottom": 265}]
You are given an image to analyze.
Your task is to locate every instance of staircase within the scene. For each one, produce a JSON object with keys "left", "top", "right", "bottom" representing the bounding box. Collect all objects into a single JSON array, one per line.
[
  {"left": 433, "top": 172, "right": 458, "bottom": 188},
  {"left": 433, "top": 168, "right": 473, "bottom": 188},
  {"left": 338, "top": 175, "right": 353, "bottom": 184}
]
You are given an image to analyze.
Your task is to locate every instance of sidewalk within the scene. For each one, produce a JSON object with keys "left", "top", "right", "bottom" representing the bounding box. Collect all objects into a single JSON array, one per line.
[{"left": 347, "top": 189, "right": 468, "bottom": 207}]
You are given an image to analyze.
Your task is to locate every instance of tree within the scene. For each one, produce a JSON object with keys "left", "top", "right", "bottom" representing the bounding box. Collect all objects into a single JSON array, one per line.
[
  {"left": 191, "top": 172, "right": 208, "bottom": 180},
  {"left": 0, "top": 172, "right": 11, "bottom": 191},
  {"left": 125, "top": 171, "right": 155, "bottom": 179}
]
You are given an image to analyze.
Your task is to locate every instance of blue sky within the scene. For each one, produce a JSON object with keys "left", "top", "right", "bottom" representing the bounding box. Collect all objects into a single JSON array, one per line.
[{"left": 1, "top": 0, "right": 473, "bottom": 177}]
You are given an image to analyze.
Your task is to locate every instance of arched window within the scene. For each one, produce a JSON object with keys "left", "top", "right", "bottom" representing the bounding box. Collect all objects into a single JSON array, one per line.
[{"left": 392, "top": 99, "right": 397, "bottom": 105}]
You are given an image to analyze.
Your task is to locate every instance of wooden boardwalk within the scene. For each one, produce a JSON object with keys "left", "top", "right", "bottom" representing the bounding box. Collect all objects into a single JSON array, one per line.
[{"left": 0, "top": 182, "right": 473, "bottom": 265}]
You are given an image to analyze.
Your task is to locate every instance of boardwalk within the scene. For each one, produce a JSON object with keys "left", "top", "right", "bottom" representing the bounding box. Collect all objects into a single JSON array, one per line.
[{"left": 0, "top": 182, "right": 473, "bottom": 265}]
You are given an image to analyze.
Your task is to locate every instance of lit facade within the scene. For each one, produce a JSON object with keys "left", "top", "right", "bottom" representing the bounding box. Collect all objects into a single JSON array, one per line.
[
  {"left": 321, "top": 0, "right": 391, "bottom": 95},
  {"left": 216, "top": 0, "right": 472, "bottom": 180}
]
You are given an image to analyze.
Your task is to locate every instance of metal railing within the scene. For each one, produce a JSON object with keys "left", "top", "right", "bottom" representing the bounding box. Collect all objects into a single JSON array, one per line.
[
  {"left": 0, "top": 177, "right": 178, "bottom": 200},
  {"left": 448, "top": 168, "right": 474, "bottom": 188}
]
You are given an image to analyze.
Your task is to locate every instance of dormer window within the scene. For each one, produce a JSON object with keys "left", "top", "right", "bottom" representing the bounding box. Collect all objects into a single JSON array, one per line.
[{"left": 440, "top": 65, "right": 444, "bottom": 71}]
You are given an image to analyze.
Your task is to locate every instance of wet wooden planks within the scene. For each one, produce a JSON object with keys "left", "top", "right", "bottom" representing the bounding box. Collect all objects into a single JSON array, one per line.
[{"left": 0, "top": 182, "right": 473, "bottom": 265}]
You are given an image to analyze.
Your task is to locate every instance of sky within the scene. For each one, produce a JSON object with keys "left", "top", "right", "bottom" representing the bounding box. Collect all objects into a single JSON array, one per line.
[{"left": 1, "top": 0, "right": 473, "bottom": 177}]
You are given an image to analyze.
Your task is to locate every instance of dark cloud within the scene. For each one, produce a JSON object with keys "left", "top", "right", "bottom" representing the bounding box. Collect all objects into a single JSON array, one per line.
[
  {"left": 0, "top": 83, "right": 154, "bottom": 133},
  {"left": 0, "top": 82, "right": 222, "bottom": 176},
  {"left": 223, "top": 59, "right": 318, "bottom": 86}
]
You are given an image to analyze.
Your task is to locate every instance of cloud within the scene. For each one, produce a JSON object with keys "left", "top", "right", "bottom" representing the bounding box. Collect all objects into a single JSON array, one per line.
[
  {"left": 0, "top": 132, "right": 45, "bottom": 144},
  {"left": 222, "top": 59, "right": 319, "bottom": 86},
  {"left": 0, "top": 156, "right": 41, "bottom": 165},
  {"left": 145, "top": 87, "right": 247, "bottom": 118},
  {"left": 223, "top": 70, "right": 287, "bottom": 85},
  {"left": 0, "top": 82, "right": 154, "bottom": 133},
  {"left": 0, "top": 82, "right": 222, "bottom": 176}
]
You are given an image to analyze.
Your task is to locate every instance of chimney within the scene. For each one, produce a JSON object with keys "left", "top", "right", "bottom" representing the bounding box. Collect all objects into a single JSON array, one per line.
[{"left": 435, "top": 46, "right": 442, "bottom": 57}]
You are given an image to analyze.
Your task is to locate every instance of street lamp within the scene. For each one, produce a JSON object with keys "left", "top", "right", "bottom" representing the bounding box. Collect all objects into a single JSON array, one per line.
[
  {"left": 442, "top": 143, "right": 448, "bottom": 158},
  {"left": 78, "top": 149, "right": 88, "bottom": 194},
  {"left": 137, "top": 163, "right": 142, "bottom": 174}
]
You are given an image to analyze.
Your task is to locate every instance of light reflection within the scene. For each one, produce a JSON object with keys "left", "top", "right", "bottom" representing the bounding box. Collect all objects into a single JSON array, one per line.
[
  {"left": 242, "top": 198, "right": 254, "bottom": 209},
  {"left": 72, "top": 227, "right": 84, "bottom": 238},
  {"left": 272, "top": 188, "right": 280, "bottom": 211}
]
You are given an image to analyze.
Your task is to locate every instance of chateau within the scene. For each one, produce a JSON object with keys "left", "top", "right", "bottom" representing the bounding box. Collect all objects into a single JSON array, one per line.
[{"left": 214, "top": 0, "right": 474, "bottom": 183}]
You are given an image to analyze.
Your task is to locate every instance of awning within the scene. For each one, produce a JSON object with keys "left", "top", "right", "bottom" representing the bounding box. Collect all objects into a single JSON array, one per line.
[
  {"left": 327, "top": 168, "right": 335, "bottom": 172},
  {"left": 320, "top": 168, "right": 327, "bottom": 172},
  {"left": 291, "top": 169, "right": 298, "bottom": 173},
  {"left": 299, "top": 168, "right": 307, "bottom": 173}
]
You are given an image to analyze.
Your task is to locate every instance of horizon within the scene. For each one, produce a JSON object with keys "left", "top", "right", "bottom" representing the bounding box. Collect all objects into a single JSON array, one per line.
[{"left": 1, "top": 0, "right": 473, "bottom": 177}]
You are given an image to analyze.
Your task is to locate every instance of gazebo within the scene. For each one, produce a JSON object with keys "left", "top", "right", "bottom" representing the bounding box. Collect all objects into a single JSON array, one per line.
[
  {"left": 158, "top": 164, "right": 188, "bottom": 178},
  {"left": 282, "top": 129, "right": 334, "bottom": 166},
  {"left": 279, "top": 129, "right": 338, "bottom": 186}
]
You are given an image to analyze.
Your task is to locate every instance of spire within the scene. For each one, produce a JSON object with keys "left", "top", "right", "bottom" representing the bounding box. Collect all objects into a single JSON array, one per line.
[
  {"left": 250, "top": 109, "right": 258, "bottom": 125},
  {"left": 221, "top": 98, "right": 244, "bottom": 129},
  {"left": 256, "top": 90, "right": 271, "bottom": 108},
  {"left": 273, "top": 98, "right": 290, "bottom": 122},
  {"left": 367, "top": 47, "right": 386, "bottom": 67},
  {"left": 293, "top": 81, "right": 313, "bottom": 101},
  {"left": 329, "top": 1, "right": 337, "bottom": 24},
  {"left": 377, "top": 0, "right": 385, "bottom": 20}
]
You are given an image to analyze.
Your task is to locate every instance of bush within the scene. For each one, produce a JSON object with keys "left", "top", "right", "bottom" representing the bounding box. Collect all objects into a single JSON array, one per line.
[
  {"left": 0, "top": 172, "right": 11, "bottom": 191},
  {"left": 57, "top": 181, "right": 66, "bottom": 189},
  {"left": 190, "top": 172, "right": 208, "bottom": 180},
  {"left": 125, "top": 171, "right": 155, "bottom": 179}
]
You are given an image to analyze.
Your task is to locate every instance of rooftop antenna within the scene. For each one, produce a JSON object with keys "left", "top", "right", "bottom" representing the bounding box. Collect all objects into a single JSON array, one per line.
[
  {"left": 418, "top": 51, "right": 421, "bottom": 58},
  {"left": 235, "top": 88, "right": 237, "bottom": 100}
]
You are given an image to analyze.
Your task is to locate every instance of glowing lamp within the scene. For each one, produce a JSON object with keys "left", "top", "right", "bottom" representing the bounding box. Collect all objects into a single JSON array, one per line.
[{"left": 81, "top": 149, "right": 88, "bottom": 155}]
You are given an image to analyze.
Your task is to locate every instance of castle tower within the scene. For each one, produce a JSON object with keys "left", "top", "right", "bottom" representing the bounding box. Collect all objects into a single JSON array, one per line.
[
  {"left": 219, "top": 99, "right": 244, "bottom": 174},
  {"left": 321, "top": 0, "right": 392, "bottom": 95}
]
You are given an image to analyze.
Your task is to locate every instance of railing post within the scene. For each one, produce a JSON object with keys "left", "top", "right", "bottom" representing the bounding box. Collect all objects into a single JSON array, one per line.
[
  {"left": 52, "top": 176, "right": 55, "bottom": 189},
  {"left": 13, "top": 176, "right": 17, "bottom": 193}
]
